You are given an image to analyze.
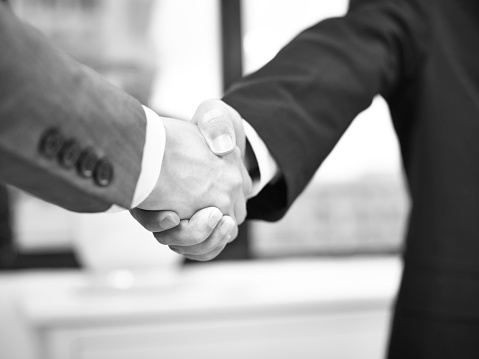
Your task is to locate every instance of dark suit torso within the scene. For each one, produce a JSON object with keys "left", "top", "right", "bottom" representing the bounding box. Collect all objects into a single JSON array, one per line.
[{"left": 224, "top": 0, "right": 479, "bottom": 357}]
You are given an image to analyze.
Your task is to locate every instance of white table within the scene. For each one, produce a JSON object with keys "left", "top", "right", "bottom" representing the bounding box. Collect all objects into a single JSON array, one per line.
[{"left": 0, "top": 257, "right": 402, "bottom": 359}]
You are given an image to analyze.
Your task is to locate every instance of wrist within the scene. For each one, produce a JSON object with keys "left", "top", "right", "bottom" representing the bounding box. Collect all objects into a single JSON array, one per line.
[{"left": 131, "top": 106, "right": 166, "bottom": 208}]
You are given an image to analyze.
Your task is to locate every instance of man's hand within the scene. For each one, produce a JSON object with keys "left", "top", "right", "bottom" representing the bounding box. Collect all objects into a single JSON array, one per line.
[
  {"left": 131, "top": 206, "right": 237, "bottom": 261},
  {"left": 138, "top": 116, "right": 251, "bottom": 224},
  {"left": 131, "top": 100, "right": 249, "bottom": 261}
]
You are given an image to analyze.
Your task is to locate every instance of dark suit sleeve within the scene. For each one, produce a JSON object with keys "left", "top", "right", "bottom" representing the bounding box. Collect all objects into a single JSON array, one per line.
[
  {"left": 0, "top": 3, "right": 147, "bottom": 212},
  {"left": 223, "top": 0, "right": 430, "bottom": 221}
]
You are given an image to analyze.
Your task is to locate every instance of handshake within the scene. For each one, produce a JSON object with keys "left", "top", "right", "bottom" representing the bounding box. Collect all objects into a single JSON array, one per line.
[{"left": 130, "top": 100, "right": 253, "bottom": 261}]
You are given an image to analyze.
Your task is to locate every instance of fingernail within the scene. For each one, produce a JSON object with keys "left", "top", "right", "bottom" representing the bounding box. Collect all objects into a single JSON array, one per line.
[
  {"left": 213, "top": 134, "right": 234, "bottom": 154},
  {"left": 207, "top": 209, "right": 222, "bottom": 228},
  {"left": 160, "top": 214, "right": 179, "bottom": 230},
  {"left": 226, "top": 234, "right": 232, "bottom": 243},
  {"left": 220, "top": 219, "right": 235, "bottom": 236}
]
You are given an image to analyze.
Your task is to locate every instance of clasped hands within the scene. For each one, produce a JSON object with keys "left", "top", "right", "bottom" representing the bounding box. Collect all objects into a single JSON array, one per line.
[{"left": 130, "top": 100, "right": 250, "bottom": 261}]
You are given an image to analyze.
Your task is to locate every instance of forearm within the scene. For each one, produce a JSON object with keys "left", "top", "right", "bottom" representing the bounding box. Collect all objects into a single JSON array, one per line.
[
  {"left": 0, "top": 4, "right": 148, "bottom": 212},
  {"left": 224, "top": 0, "right": 429, "bottom": 218}
]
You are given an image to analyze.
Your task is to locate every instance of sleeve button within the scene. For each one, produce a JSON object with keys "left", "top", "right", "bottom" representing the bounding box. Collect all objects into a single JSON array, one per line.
[
  {"left": 40, "top": 129, "right": 64, "bottom": 158},
  {"left": 59, "top": 140, "right": 81, "bottom": 169},
  {"left": 77, "top": 148, "right": 98, "bottom": 178},
  {"left": 94, "top": 160, "right": 114, "bottom": 187}
]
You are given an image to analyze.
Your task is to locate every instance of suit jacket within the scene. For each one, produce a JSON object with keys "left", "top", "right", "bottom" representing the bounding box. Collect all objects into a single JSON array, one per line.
[
  {"left": 224, "top": 0, "right": 479, "bottom": 357},
  {"left": 0, "top": 2, "right": 146, "bottom": 212}
]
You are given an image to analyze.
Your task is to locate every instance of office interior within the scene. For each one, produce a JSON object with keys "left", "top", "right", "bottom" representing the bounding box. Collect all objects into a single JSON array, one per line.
[{"left": 0, "top": 1, "right": 407, "bottom": 358}]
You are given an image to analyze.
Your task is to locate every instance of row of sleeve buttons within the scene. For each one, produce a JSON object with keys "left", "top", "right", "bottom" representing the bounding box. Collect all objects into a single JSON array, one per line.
[{"left": 39, "top": 129, "right": 114, "bottom": 187}]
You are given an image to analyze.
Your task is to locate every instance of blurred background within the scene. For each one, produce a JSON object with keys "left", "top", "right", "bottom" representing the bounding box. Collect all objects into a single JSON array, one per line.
[{"left": 0, "top": 0, "right": 407, "bottom": 358}]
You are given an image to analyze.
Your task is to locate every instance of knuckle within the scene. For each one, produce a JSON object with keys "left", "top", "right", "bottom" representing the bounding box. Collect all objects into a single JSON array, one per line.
[
  {"left": 203, "top": 237, "right": 222, "bottom": 253},
  {"left": 215, "top": 196, "right": 232, "bottom": 214},
  {"left": 234, "top": 173, "right": 243, "bottom": 189},
  {"left": 225, "top": 169, "right": 243, "bottom": 193},
  {"left": 232, "top": 146, "right": 242, "bottom": 159},
  {"left": 187, "top": 231, "right": 208, "bottom": 245},
  {"left": 237, "top": 211, "right": 246, "bottom": 225},
  {"left": 200, "top": 111, "right": 231, "bottom": 131},
  {"left": 202, "top": 119, "right": 225, "bottom": 136},
  {"left": 200, "top": 243, "right": 215, "bottom": 255}
]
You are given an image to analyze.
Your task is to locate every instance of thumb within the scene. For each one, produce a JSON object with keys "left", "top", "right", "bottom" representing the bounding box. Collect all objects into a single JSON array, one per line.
[
  {"left": 192, "top": 101, "right": 236, "bottom": 156},
  {"left": 129, "top": 209, "right": 180, "bottom": 232}
]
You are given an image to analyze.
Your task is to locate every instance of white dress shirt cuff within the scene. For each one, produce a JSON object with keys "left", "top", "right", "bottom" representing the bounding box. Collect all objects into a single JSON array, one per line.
[
  {"left": 106, "top": 105, "right": 166, "bottom": 213},
  {"left": 243, "top": 119, "right": 279, "bottom": 198}
]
